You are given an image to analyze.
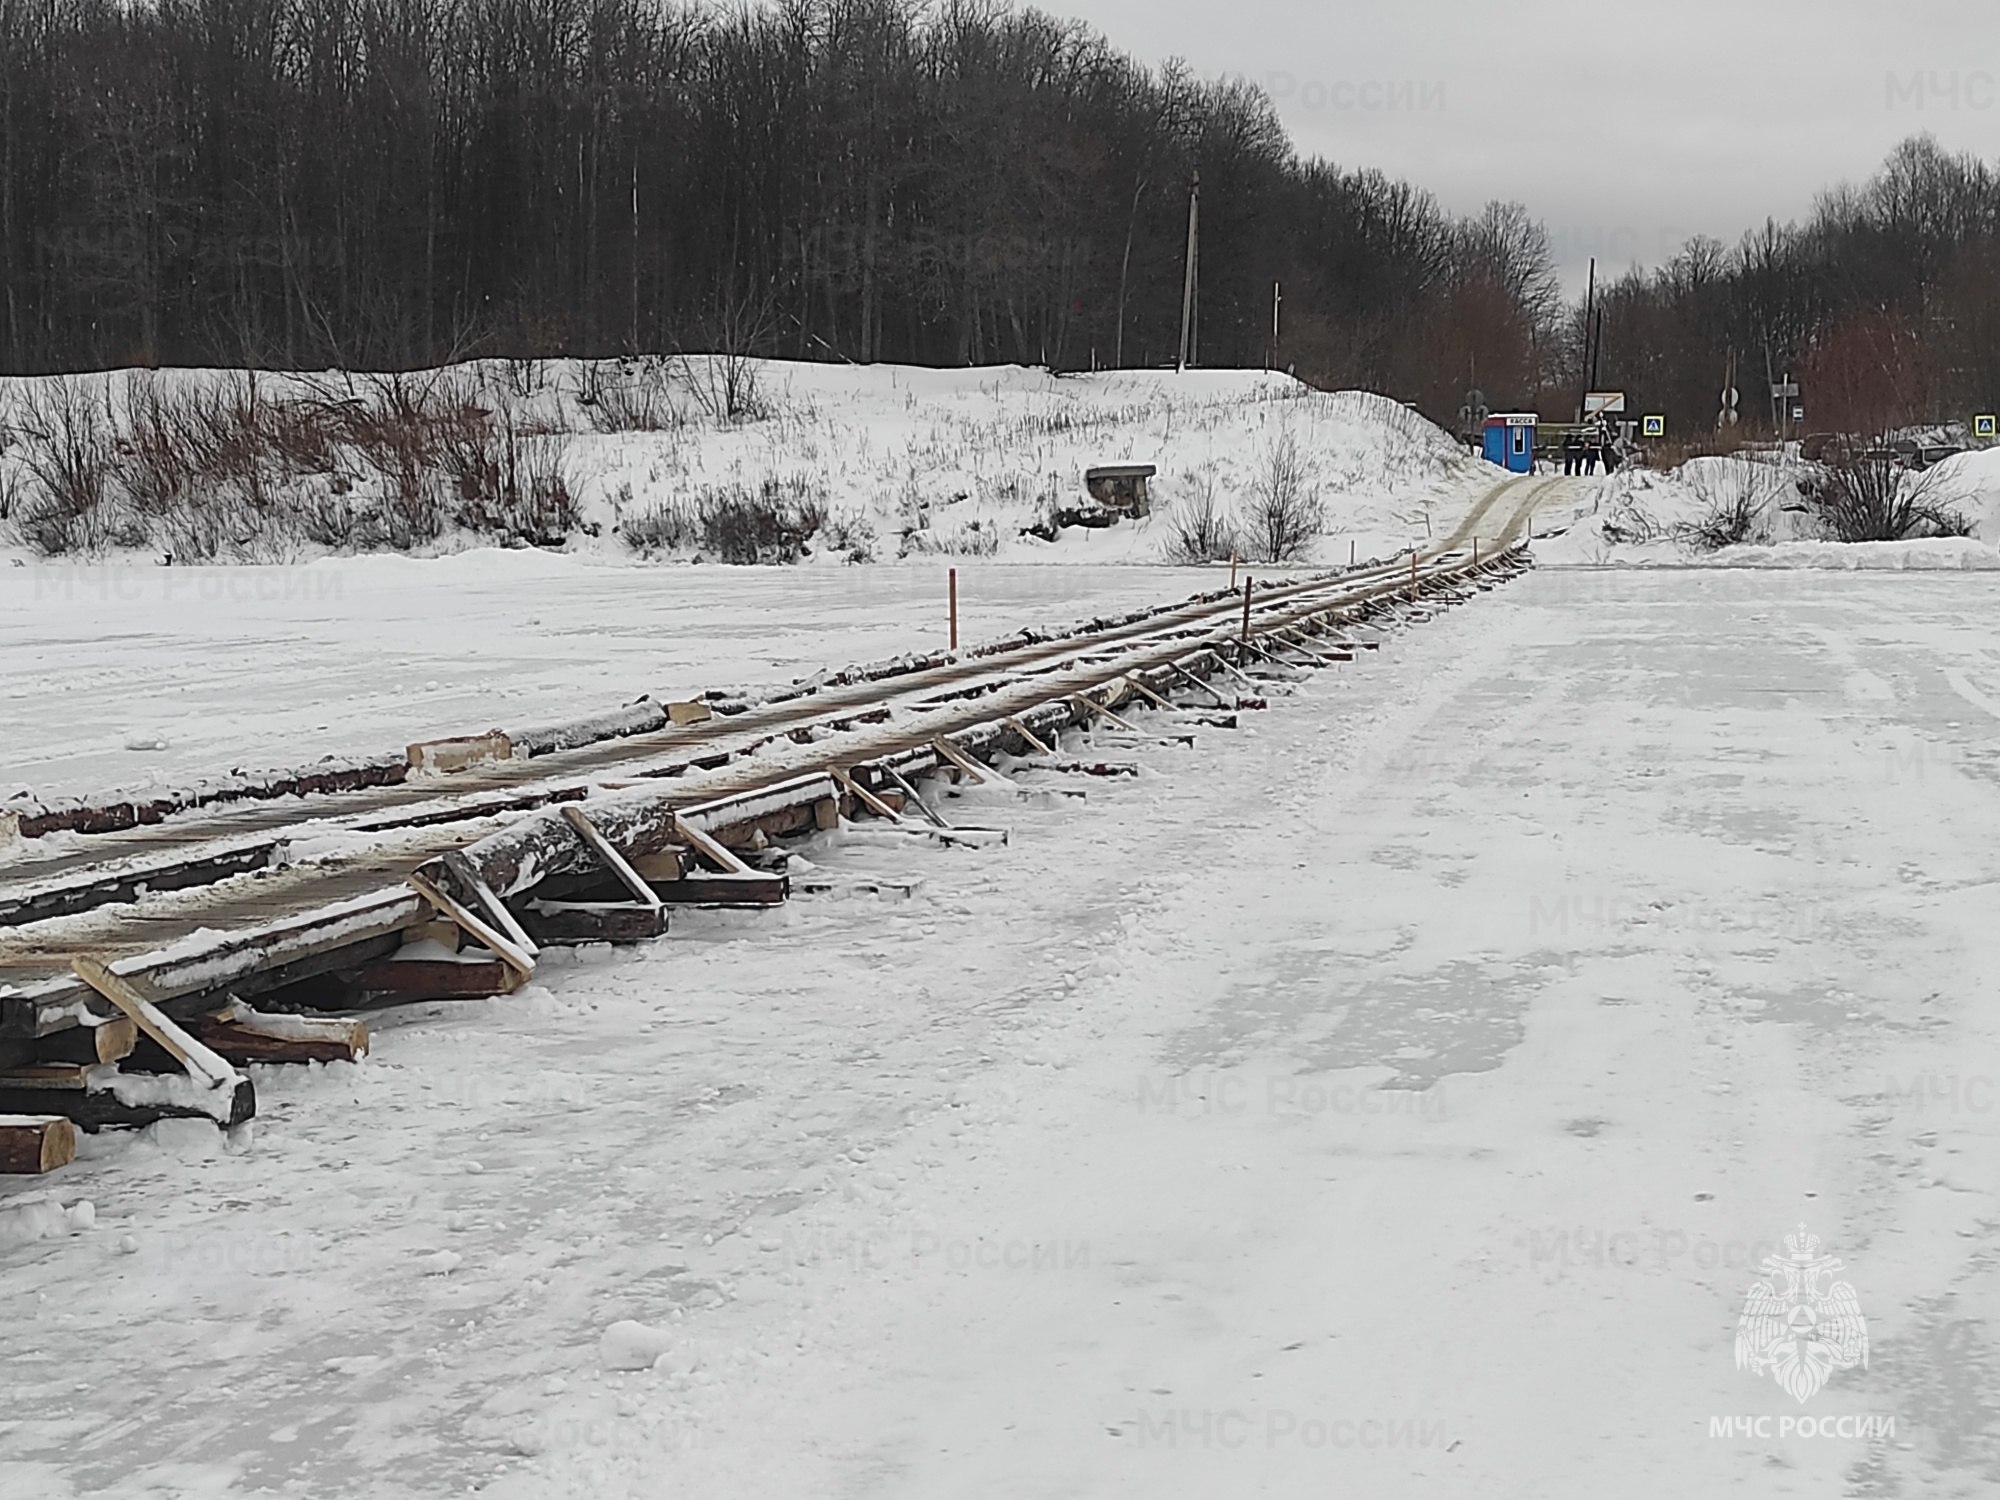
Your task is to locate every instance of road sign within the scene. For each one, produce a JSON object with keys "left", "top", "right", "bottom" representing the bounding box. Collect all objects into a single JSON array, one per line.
[
  {"left": 1584, "top": 391, "right": 1627, "bottom": 415},
  {"left": 1976, "top": 414, "right": 1998, "bottom": 440},
  {"left": 1642, "top": 414, "right": 1666, "bottom": 438},
  {"left": 1771, "top": 381, "right": 1800, "bottom": 399}
]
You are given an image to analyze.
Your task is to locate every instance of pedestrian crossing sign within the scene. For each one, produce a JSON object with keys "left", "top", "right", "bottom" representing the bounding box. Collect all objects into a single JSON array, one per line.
[
  {"left": 1643, "top": 414, "right": 1666, "bottom": 438},
  {"left": 1976, "top": 414, "right": 1998, "bottom": 440}
]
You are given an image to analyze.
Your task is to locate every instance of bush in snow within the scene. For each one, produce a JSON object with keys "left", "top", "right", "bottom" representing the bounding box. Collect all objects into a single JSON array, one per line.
[
  {"left": 10, "top": 376, "right": 119, "bottom": 555},
  {"left": 1806, "top": 455, "right": 1971, "bottom": 542},
  {"left": 1243, "top": 429, "right": 1325, "bottom": 563},
  {"left": 1674, "top": 458, "right": 1777, "bottom": 551},
  {"left": 1161, "top": 469, "right": 1238, "bottom": 564}
]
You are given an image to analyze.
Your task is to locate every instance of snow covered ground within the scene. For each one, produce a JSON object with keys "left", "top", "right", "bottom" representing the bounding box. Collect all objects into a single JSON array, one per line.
[
  {"left": 5, "top": 568, "right": 1999, "bottom": 1496},
  {"left": 0, "top": 554, "right": 1238, "bottom": 804}
]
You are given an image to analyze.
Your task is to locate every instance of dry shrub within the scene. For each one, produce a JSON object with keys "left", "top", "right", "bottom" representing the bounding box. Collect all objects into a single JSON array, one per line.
[
  {"left": 1807, "top": 456, "right": 1969, "bottom": 541},
  {"left": 1162, "top": 469, "right": 1238, "bottom": 564},
  {"left": 1244, "top": 429, "right": 1324, "bottom": 562}
]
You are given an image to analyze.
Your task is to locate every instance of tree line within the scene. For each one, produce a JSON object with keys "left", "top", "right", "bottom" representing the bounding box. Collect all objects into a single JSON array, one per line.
[
  {"left": 2, "top": 0, "right": 1990, "bottom": 438},
  {"left": 1574, "top": 135, "right": 2000, "bottom": 438},
  {"left": 0, "top": 0, "right": 1560, "bottom": 416}
]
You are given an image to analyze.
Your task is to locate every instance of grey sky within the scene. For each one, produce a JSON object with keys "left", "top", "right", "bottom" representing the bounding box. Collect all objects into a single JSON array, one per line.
[{"left": 1051, "top": 0, "right": 2000, "bottom": 293}]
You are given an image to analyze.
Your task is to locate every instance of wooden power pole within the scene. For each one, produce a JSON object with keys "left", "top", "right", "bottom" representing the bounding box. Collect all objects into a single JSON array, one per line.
[{"left": 1178, "top": 171, "right": 1200, "bottom": 371}]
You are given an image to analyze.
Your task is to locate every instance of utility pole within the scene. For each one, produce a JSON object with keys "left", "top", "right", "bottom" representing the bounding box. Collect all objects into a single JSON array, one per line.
[
  {"left": 629, "top": 155, "right": 640, "bottom": 354},
  {"left": 1270, "top": 280, "right": 1281, "bottom": 369},
  {"left": 1178, "top": 171, "right": 1200, "bottom": 371},
  {"left": 1577, "top": 257, "right": 1596, "bottom": 421}
]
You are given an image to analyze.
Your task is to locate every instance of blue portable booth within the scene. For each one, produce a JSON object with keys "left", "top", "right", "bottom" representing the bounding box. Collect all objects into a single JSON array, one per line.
[{"left": 1482, "top": 413, "right": 1538, "bottom": 473}]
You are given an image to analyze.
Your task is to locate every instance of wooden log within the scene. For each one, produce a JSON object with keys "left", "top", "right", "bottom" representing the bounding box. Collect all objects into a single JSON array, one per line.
[
  {"left": 520, "top": 902, "right": 671, "bottom": 945},
  {"left": 648, "top": 875, "right": 790, "bottom": 906},
  {"left": 352, "top": 955, "right": 520, "bottom": 998},
  {"left": 0, "top": 1115, "right": 76, "bottom": 1174},
  {"left": 35, "top": 1016, "right": 138, "bottom": 1066},
  {"left": 0, "top": 1076, "right": 256, "bottom": 1132},
  {"left": 193, "top": 1008, "right": 369, "bottom": 1065}
]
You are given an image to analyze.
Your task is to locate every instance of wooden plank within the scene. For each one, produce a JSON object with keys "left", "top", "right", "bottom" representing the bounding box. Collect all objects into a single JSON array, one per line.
[
  {"left": 1120, "top": 675, "right": 1176, "bottom": 711},
  {"left": 70, "top": 957, "right": 245, "bottom": 1096},
  {"left": 1002, "top": 717, "right": 1056, "bottom": 756},
  {"left": 1166, "top": 661, "right": 1233, "bottom": 708},
  {"left": 0, "top": 1115, "right": 76, "bottom": 1174},
  {"left": 405, "top": 871, "right": 537, "bottom": 978},
  {"left": 407, "top": 730, "right": 513, "bottom": 774},
  {"left": 931, "top": 737, "right": 1016, "bottom": 790},
  {"left": 648, "top": 875, "right": 790, "bottom": 907},
  {"left": 829, "top": 766, "right": 906, "bottom": 822},
  {"left": 560, "top": 805, "right": 665, "bottom": 910},
  {"left": 1069, "top": 693, "right": 1141, "bottom": 732},
  {"left": 670, "top": 814, "right": 758, "bottom": 876},
  {"left": 440, "top": 851, "right": 541, "bottom": 957},
  {"left": 882, "top": 768, "right": 954, "bottom": 830}
]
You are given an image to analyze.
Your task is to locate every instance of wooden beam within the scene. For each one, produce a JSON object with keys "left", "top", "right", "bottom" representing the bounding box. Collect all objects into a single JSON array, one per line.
[
  {"left": 0, "top": 1115, "right": 76, "bottom": 1174},
  {"left": 931, "top": 737, "right": 1014, "bottom": 789},
  {"left": 670, "top": 814, "right": 759, "bottom": 877},
  {"left": 829, "top": 766, "right": 906, "bottom": 822},
  {"left": 560, "top": 805, "right": 664, "bottom": 910},
  {"left": 1166, "top": 661, "right": 1233, "bottom": 708},
  {"left": 883, "top": 767, "right": 954, "bottom": 830},
  {"left": 648, "top": 875, "right": 790, "bottom": 906},
  {"left": 1120, "top": 675, "right": 1176, "bottom": 711},
  {"left": 440, "top": 851, "right": 541, "bottom": 957},
  {"left": 70, "top": 958, "right": 245, "bottom": 1096},
  {"left": 1002, "top": 717, "right": 1056, "bottom": 756},
  {"left": 405, "top": 871, "right": 537, "bottom": 978},
  {"left": 1070, "top": 693, "right": 1141, "bottom": 732}
]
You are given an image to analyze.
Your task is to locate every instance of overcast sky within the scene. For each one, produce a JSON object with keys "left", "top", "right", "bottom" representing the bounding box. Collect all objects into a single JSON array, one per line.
[{"left": 1050, "top": 0, "right": 2000, "bottom": 293}]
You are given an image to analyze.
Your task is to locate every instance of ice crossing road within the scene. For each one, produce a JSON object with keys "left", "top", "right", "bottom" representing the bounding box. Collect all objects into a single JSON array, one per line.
[{"left": 7, "top": 566, "right": 1993, "bottom": 1497}]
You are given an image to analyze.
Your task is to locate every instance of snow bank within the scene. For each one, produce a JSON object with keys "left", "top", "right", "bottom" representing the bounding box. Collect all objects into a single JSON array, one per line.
[{"left": 1536, "top": 451, "right": 2000, "bottom": 569}]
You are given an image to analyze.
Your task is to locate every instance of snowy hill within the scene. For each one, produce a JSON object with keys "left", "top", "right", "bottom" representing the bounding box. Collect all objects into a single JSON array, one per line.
[{"left": 0, "top": 360, "right": 1492, "bottom": 569}]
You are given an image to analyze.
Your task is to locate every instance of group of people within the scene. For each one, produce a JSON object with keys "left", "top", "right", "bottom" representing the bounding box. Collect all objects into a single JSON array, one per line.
[{"left": 1560, "top": 423, "right": 1622, "bottom": 476}]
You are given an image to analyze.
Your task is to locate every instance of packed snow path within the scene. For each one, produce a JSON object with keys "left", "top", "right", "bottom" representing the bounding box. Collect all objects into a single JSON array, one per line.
[{"left": 9, "top": 564, "right": 1991, "bottom": 1497}]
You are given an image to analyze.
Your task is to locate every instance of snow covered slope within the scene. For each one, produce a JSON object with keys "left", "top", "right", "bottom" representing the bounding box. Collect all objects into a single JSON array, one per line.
[{"left": 0, "top": 361, "right": 1494, "bottom": 568}]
